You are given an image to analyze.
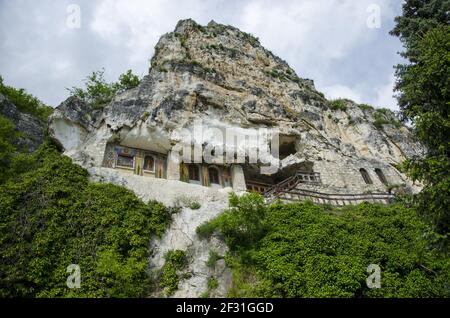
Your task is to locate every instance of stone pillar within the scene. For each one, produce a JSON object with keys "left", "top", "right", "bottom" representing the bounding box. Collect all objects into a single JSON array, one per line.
[
  {"left": 166, "top": 150, "right": 180, "bottom": 180},
  {"left": 231, "top": 164, "right": 246, "bottom": 192}
]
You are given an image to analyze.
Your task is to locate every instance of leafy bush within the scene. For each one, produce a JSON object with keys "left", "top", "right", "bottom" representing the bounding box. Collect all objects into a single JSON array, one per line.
[
  {"left": 0, "top": 115, "right": 19, "bottom": 183},
  {"left": 196, "top": 220, "right": 218, "bottom": 239},
  {"left": 200, "top": 291, "right": 210, "bottom": 298},
  {"left": 160, "top": 262, "right": 179, "bottom": 296},
  {"left": 159, "top": 249, "right": 188, "bottom": 296},
  {"left": 358, "top": 103, "right": 374, "bottom": 112},
  {"left": 165, "top": 250, "right": 187, "bottom": 269},
  {"left": 241, "top": 32, "right": 259, "bottom": 46},
  {"left": 210, "top": 194, "right": 449, "bottom": 297},
  {"left": 68, "top": 69, "right": 141, "bottom": 109},
  {"left": 206, "top": 250, "right": 222, "bottom": 268},
  {"left": 189, "top": 201, "right": 201, "bottom": 210},
  {"left": 174, "top": 195, "right": 201, "bottom": 210},
  {"left": 219, "top": 192, "right": 268, "bottom": 249},
  {"left": 264, "top": 68, "right": 301, "bottom": 83},
  {"left": 329, "top": 99, "right": 348, "bottom": 111},
  {"left": 0, "top": 141, "right": 172, "bottom": 297},
  {"left": 0, "top": 76, "right": 53, "bottom": 121},
  {"left": 197, "top": 192, "right": 267, "bottom": 249},
  {"left": 373, "top": 108, "right": 401, "bottom": 129},
  {"left": 207, "top": 277, "right": 218, "bottom": 290}
]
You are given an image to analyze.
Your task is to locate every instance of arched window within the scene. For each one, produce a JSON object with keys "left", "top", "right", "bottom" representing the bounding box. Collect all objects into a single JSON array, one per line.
[
  {"left": 208, "top": 167, "right": 220, "bottom": 185},
  {"left": 188, "top": 164, "right": 200, "bottom": 181},
  {"left": 375, "top": 168, "right": 387, "bottom": 185},
  {"left": 360, "top": 168, "right": 372, "bottom": 184},
  {"left": 143, "top": 155, "right": 155, "bottom": 172}
]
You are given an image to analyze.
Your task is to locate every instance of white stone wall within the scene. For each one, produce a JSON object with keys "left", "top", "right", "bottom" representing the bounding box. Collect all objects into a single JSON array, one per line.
[
  {"left": 310, "top": 159, "right": 415, "bottom": 194},
  {"left": 231, "top": 164, "right": 246, "bottom": 192},
  {"left": 87, "top": 166, "right": 233, "bottom": 297}
]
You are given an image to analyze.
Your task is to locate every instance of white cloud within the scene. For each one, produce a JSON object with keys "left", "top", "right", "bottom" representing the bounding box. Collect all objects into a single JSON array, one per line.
[
  {"left": 0, "top": 0, "right": 403, "bottom": 108},
  {"left": 89, "top": 0, "right": 398, "bottom": 71},
  {"left": 373, "top": 73, "right": 398, "bottom": 110},
  {"left": 90, "top": 0, "right": 209, "bottom": 65},
  {"left": 320, "top": 84, "right": 363, "bottom": 103},
  {"left": 319, "top": 73, "right": 399, "bottom": 110}
]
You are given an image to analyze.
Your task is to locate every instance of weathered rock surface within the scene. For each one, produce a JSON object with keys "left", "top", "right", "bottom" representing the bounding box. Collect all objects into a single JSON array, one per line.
[
  {"left": 0, "top": 93, "right": 45, "bottom": 152},
  {"left": 88, "top": 166, "right": 233, "bottom": 298},
  {"left": 48, "top": 19, "right": 425, "bottom": 297},
  {"left": 49, "top": 19, "right": 423, "bottom": 170}
]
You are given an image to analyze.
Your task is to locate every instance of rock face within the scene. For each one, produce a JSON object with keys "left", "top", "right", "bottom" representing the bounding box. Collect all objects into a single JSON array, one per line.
[
  {"left": 48, "top": 19, "right": 424, "bottom": 297},
  {"left": 88, "top": 166, "right": 233, "bottom": 297},
  {"left": 49, "top": 19, "right": 423, "bottom": 191},
  {"left": 0, "top": 93, "right": 45, "bottom": 152}
]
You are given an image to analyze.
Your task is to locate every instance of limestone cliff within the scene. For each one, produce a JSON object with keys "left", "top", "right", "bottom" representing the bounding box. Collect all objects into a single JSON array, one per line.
[
  {"left": 0, "top": 93, "right": 45, "bottom": 153},
  {"left": 48, "top": 19, "right": 424, "bottom": 297},
  {"left": 50, "top": 19, "right": 422, "bottom": 179}
]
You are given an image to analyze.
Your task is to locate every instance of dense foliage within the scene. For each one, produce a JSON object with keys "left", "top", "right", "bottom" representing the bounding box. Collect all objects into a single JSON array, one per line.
[
  {"left": 0, "top": 115, "right": 33, "bottom": 183},
  {"left": 0, "top": 115, "right": 19, "bottom": 183},
  {"left": 159, "top": 250, "right": 187, "bottom": 296},
  {"left": 0, "top": 142, "right": 173, "bottom": 297},
  {"left": 0, "top": 76, "right": 53, "bottom": 121},
  {"left": 372, "top": 108, "right": 401, "bottom": 129},
  {"left": 68, "top": 69, "right": 141, "bottom": 109},
  {"left": 328, "top": 99, "right": 348, "bottom": 111},
  {"left": 391, "top": 0, "right": 450, "bottom": 241},
  {"left": 199, "top": 193, "right": 449, "bottom": 297}
]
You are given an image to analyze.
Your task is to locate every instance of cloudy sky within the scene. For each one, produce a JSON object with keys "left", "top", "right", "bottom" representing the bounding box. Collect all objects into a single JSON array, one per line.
[{"left": 0, "top": 0, "right": 405, "bottom": 109}]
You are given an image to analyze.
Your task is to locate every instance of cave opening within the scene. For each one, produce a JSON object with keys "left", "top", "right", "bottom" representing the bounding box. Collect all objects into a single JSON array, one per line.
[
  {"left": 278, "top": 134, "right": 298, "bottom": 160},
  {"left": 243, "top": 161, "right": 314, "bottom": 193}
]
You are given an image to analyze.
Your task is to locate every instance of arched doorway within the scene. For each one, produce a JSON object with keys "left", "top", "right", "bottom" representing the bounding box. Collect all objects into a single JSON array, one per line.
[
  {"left": 375, "top": 168, "right": 387, "bottom": 185},
  {"left": 360, "top": 168, "right": 373, "bottom": 184},
  {"left": 208, "top": 166, "right": 220, "bottom": 186},
  {"left": 188, "top": 164, "right": 201, "bottom": 184}
]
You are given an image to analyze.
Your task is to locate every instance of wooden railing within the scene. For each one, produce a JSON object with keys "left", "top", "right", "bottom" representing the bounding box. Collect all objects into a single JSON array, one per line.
[
  {"left": 246, "top": 181, "right": 272, "bottom": 193},
  {"left": 259, "top": 171, "right": 394, "bottom": 206},
  {"left": 247, "top": 171, "right": 321, "bottom": 195},
  {"left": 269, "top": 188, "right": 394, "bottom": 206},
  {"left": 263, "top": 171, "right": 321, "bottom": 197}
]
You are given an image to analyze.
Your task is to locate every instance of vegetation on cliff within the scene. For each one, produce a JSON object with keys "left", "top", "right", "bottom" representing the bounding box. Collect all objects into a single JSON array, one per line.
[
  {"left": 0, "top": 139, "right": 174, "bottom": 297},
  {"left": 391, "top": 0, "right": 449, "bottom": 241},
  {"left": 198, "top": 193, "right": 449, "bottom": 297},
  {"left": 0, "top": 1, "right": 449, "bottom": 298},
  {"left": 0, "top": 115, "right": 21, "bottom": 183},
  {"left": 67, "top": 69, "right": 141, "bottom": 109},
  {"left": 0, "top": 76, "right": 53, "bottom": 121}
]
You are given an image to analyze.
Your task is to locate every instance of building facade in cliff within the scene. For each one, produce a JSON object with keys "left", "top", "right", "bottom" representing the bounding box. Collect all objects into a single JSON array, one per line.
[{"left": 49, "top": 19, "right": 423, "bottom": 205}]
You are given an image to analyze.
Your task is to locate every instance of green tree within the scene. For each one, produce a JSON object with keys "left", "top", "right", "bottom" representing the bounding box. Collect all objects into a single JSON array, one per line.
[
  {"left": 116, "top": 69, "right": 141, "bottom": 92},
  {"left": 390, "top": 0, "right": 449, "bottom": 61},
  {"left": 206, "top": 194, "right": 449, "bottom": 298},
  {"left": 68, "top": 69, "right": 141, "bottom": 109},
  {"left": 0, "top": 76, "right": 53, "bottom": 121},
  {"left": 0, "top": 141, "right": 172, "bottom": 297},
  {"left": 197, "top": 192, "right": 267, "bottom": 249},
  {"left": 0, "top": 115, "right": 18, "bottom": 183},
  {"left": 391, "top": 1, "right": 450, "bottom": 239}
]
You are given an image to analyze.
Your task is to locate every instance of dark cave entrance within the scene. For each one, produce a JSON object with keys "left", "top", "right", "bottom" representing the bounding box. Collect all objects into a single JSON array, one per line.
[
  {"left": 278, "top": 134, "right": 298, "bottom": 160},
  {"left": 244, "top": 161, "right": 314, "bottom": 193}
]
